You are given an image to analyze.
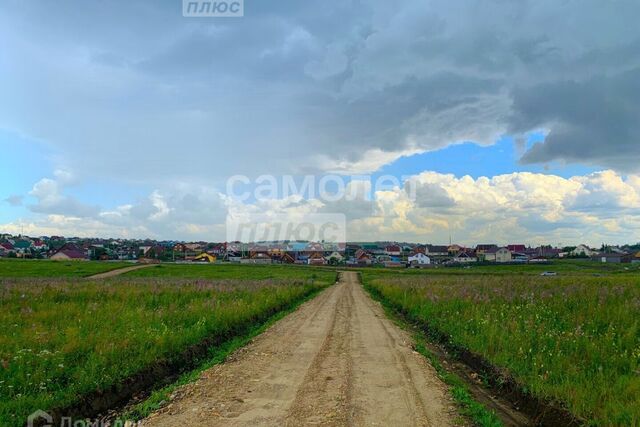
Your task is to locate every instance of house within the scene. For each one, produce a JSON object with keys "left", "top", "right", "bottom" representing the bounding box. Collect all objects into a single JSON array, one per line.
[
  {"left": 32, "top": 240, "right": 48, "bottom": 251},
  {"left": 476, "top": 244, "right": 498, "bottom": 254},
  {"left": 536, "top": 247, "right": 562, "bottom": 259},
  {"left": 413, "top": 245, "right": 427, "bottom": 254},
  {"left": 308, "top": 252, "right": 327, "bottom": 265},
  {"left": 447, "top": 244, "right": 463, "bottom": 255},
  {"left": 511, "top": 252, "right": 529, "bottom": 263},
  {"left": 194, "top": 253, "right": 216, "bottom": 263},
  {"left": 185, "top": 243, "right": 203, "bottom": 252},
  {"left": 425, "top": 245, "right": 449, "bottom": 257},
  {"left": 173, "top": 243, "right": 187, "bottom": 252},
  {"left": 139, "top": 246, "right": 153, "bottom": 256},
  {"left": 278, "top": 252, "right": 297, "bottom": 264},
  {"left": 50, "top": 248, "right": 87, "bottom": 261},
  {"left": 326, "top": 251, "right": 344, "bottom": 264},
  {"left": 591, "top": 253, "right": 633, "bottom": 264},
  {"left": 361, "top": 243, "right": 385, "bottom": 255},
  {"left": 0, "top": 242, "right": 14, "bottom": 255},
  {"left": 208, "top": 243, "right": 227, "bottom": 256},
  {"left": 354, "top": 249, "right": 373, "bottom": 266},
  {"left": 633, "top": 252, "right": 640, "bottom": 264},
  {"left": 507, "top": 244, "right": 526, "bottom": 253},
  {"left": 13, "top": 240, "right": 33, "bottom": 254},
  {"left": 570, "top": 245, "right": 596, "bottom": 257},
  {"left": 485, "top": 247, "right": 512, "bottom": 263},
  {"left": 408, "top": 252, "right": 431, "bottom": 266},
  {"left": 454, "top": 251, "right": 477, "bottom": 263},
  {"left": 304, "top": 242, "right": 325, "bottom": 253},
  {"left": 385, "top": 245, "right": 402, "bottom": 256}
]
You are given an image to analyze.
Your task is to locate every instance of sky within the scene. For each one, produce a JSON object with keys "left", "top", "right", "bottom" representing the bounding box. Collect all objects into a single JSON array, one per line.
[{"left": 1, "top": 0, "right": 640, "bottom": 246}]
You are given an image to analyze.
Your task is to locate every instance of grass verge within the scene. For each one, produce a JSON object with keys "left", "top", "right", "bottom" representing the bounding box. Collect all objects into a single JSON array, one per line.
[
  {"left": 117, "top": 285, "right": 325, "bottom": 422},
  {"left": 360, "top": 276, "right": 502, "bottom": 427},
  {"left": 1, "top": 274, "right": 335, "bottom": 425}
]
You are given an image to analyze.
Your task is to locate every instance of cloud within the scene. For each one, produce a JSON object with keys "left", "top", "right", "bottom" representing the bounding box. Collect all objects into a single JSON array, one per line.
[
  {"left": 28, "top": 175, "right": 100, "bottom": 218},
  {"left": 3, "top": 195, "right": 23, "bottom": 206},
  {"left": 513, "top": 69, "right": 640, "bottom": 171},
  {"left": 5, "top": 169, "right": 640, "bottom": 245},
  {"left": 1, "top": 0, "right": 639, "bottom": 183}
]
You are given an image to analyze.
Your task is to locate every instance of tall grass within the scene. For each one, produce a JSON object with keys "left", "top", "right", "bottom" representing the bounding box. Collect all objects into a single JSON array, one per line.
[
  {"left": 124, "top": 263, "right": 335, "bottom": 280},
  {"left": 0, "top": 277, "right": 329, "bottom": 425},
  {"left": 0, "top": 259, "right": 133, "bottom": 278},
  {"left": 364, "top": 273, "right": 640, "bottom": 426}
]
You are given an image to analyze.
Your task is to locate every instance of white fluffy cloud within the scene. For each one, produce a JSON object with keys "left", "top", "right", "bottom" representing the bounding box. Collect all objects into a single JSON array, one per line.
[{"left": 7, "top": 169, "right": 637, "bottom": 246}]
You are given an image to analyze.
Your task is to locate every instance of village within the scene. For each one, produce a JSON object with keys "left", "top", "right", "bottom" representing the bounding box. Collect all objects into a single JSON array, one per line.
[{"left": 1, "top": 233, "right": 639, "bottom": 267}]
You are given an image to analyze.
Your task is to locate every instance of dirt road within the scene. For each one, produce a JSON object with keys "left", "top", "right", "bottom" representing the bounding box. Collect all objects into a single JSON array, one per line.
[
  {"left": 86, "top": 264, "right": 153, "bottom": 279},
  {"left": 143, "top": 272, "right": 457, "bottom": 426}
]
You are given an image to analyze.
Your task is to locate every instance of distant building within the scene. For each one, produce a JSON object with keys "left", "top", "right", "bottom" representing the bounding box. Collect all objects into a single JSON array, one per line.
[
  {"left": 485, "top": 247, "right": 512, "bottom": 263},
  {"left": 507, "top": 244, "right": 526, "bottom": 253},
  {"left": 326, "top": 251, "right": 344, "bottom": 264},
  {"left": 50, "top": 249, "right": 87, "bottom": 261},
  {"left": 354, "top": 249, "right": 373, "bottom": 266},
  {"left": 454, "top": 251, "right": 477, "bottom": 263},
  {"left": 570, "top": 244, "right": 597, "bottom": 257},
  {"left": 591, "top": 253, "right": 633, "bottom": 264},
  {"left": 425, "top": 245, "right": 449, "bottom": 257},
  {"left": 308, "top": 252, "right": 327, "bottom": 265},
  {"left": 408, "top": 252, "right": 431, "bottom": 266},
  {"left": 385, "top": 245, "right": 402, "bottom": 256},
  {"left": 475, "top": 244, "right": 498, "bottom": 254}
]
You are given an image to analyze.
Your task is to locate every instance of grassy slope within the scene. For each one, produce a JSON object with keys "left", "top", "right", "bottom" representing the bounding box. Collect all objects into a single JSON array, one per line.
[
  {"left": 363, "top": 271, "right": 640, "bottom": 425},
  {"left": 0, "top": 259, "right": 132, "bottom": 278}
]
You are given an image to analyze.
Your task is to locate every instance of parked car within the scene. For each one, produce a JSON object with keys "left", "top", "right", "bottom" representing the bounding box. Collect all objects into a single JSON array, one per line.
[{"left": 540, "top": 271, "right": 557, "bottom": 276}]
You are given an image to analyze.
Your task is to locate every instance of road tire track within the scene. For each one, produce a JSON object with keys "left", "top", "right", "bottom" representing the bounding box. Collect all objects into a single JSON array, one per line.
[{"left": 143, "top": 272, "right": 456, "bottom": 427}]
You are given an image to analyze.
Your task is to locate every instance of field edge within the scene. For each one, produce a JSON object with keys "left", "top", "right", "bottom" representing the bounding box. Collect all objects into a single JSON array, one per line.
[
  {"left": 41, "top": 275, "right": 337, "bottom": 425},
  {"left": 361, "top": 275, "right": 584, "bottom": 427}
]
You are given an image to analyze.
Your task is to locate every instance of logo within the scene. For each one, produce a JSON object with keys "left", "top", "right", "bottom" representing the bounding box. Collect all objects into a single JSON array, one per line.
[
  {"left": 27, "top": 410, "right": 52, "bottom": 427},
  {"left": 226, "top": 213, "right": 346, "bottom": 243},
  {"left": 183, "top": 0, "right": 244, "bottom": 17}
]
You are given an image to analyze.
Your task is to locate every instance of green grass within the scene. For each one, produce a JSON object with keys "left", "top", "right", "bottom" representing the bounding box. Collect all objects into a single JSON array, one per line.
[
  {"left": 0, "top": 259, "right": 133, "bottom": 278},
  {"left": 356, "top": 259, "right": 640, "bottom": 276},
  {"left": 414, "top": 338, "right": 502, "bottom": 427},
  {"left": 0, "top": 274, "right": 332, "bottom": 425},
  {"left": 117, "top": 286, "right": 323, "bottom": 422},
  {"left": 363, "top": 272, "right": 640, "bottom": 426},
  {"left": 124, "top": 263, "right": 337, "bottom": 282}
]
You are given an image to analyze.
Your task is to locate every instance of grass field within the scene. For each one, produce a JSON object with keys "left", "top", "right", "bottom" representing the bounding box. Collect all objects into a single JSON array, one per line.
[
  {"left": 363, "top": 271, "right": 640, "bottom": 425},
  {"left": 0, "top": 264, "right": 336, "bottom": 425},
  {"left": 360, "top": 259, "right": 640, "bottom": 276},
  {"left": 124, "top": 262, "right": 335, "bottom": 281},
  {"left": 0, "top": 259, "right": 133, "bottom": 278}
]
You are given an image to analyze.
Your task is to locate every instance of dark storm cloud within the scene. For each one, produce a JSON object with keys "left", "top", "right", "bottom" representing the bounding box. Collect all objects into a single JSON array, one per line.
[
  {"left": 1, "top": 0, "right": 640, "bottom": 182},
  {"left": 514, "top": 67, "right": 640, "bottom": 171}
]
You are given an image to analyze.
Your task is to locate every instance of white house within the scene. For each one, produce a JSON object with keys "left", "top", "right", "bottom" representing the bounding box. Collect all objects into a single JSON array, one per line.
[
  {"left": 326, "top": 251, "right": 344, "bottom": 263},
  {"left": 485, "top": 247, "right": 512, "bottom": 263},
  {"left": 570, "top": 244, "right": 596, "bottom": 257},
  {"left": 454, "top": 252, "right": 477, "bottom": 263},
  {"left": 408, "top": 253, "right": 431, "bottom": 266}
]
